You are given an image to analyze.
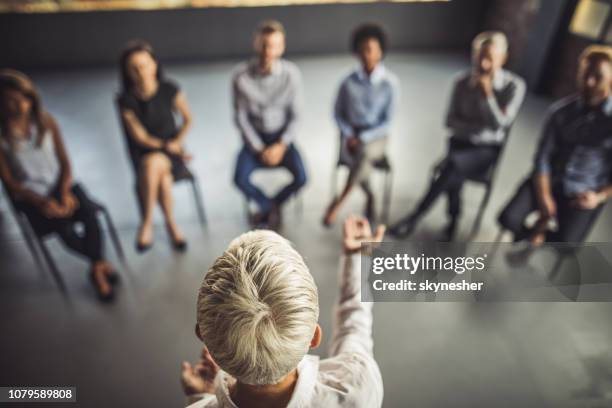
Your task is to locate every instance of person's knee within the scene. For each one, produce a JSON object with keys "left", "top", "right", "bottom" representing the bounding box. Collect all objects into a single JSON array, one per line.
[
  {"left": 497, "top": 204, "right": 524, "bottom": 233},
  {"left": 141, "top": 153, "right": 168, "bottom": 175},
  {"left": 234, "top": 165, "right": 250, "bottom": 189},
  {"left": 293, "top": 168, "right": 307, "bottom": 189}
]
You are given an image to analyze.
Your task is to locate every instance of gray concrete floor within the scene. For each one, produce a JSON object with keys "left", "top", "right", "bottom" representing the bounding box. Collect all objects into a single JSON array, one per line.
[{"left": 1, "top": 52, "right": 612, "bottom": 407}]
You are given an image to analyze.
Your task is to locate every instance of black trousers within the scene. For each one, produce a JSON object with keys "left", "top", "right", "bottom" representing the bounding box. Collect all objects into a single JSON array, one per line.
[
  {"left": 413, "top": 139, "right": 498, "bottom": 219},
  {"left": 498, "top": 178, "right": 603, "bottom": 242},
  {"left": 17, "top": 183, "right": 104, "bottom": 262}
]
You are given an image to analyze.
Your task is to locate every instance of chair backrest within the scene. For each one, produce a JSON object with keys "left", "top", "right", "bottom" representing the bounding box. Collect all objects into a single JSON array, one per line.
[{"left": 0, "top": 176, "right": 50, "bottom": 237}]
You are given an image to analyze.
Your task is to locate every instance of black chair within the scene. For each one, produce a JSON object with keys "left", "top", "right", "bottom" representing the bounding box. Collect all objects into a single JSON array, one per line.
[
  {"left": 1, "top": 182, "right": 125, "bottom": 293},
  {"left": 331, "top": 155, "right": 393, "bottom": 224},
  {"left": 116, "top": 107, "right": 207, "bottom": 227},
  {"left": 431, "top": 128, "right": 512, "bottom": 239}
]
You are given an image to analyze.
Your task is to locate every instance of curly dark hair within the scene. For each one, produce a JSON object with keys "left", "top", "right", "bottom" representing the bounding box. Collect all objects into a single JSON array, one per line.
[{"left": 351, "top": 23, "right": 388, "bottom": 55}]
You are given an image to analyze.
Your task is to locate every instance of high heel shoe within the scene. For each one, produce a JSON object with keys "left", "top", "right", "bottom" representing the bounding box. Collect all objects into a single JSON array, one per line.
[
  {"left": 135, "top": 240, "right": 153, "bottom": 253},
  {"left": 172, "top": 238, "right": 188, "bottom": 252}
]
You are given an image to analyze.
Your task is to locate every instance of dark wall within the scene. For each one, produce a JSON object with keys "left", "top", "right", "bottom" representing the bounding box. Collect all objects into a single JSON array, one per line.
[{"left": 0, "top": 0, "right": 488, "bottom": 69}]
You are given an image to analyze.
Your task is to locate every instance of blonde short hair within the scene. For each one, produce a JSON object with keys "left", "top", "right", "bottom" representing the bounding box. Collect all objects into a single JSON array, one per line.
[
  {"left": 472, "top": 31, "right": 508, "bottom": 55},
  {"left": 197, "top": 230, "right": 319, "bottom": 385}
]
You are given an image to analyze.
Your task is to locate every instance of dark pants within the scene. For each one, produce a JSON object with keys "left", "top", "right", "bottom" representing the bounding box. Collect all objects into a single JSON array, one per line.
[
  {"left": 413, "top": 139, "right": 498, "bottom": 219},
  {"left": 498, "top": 178, "right": 603, "bottom": 242},
  {"left": 17, "top": 183, "right": 104, "bottom": 262},
  {"left": 234, "top": 139, "right": 307, "bottom": 214}
]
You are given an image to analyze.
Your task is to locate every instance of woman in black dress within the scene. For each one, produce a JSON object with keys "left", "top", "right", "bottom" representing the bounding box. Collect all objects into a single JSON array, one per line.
[{"left": 118, "top": 41, "right": 193, "bottom": 252}]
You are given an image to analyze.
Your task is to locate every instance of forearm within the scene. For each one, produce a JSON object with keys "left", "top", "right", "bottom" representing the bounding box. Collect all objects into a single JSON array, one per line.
[
  {"left": 598, "top": 185, "right": 612, "bottom": 202},
  {"left": 173, "top": 119, "right": 192, "bottom": 145},
  {"left": 446, "top": 116, "right": 484, "bottom": 136},
  {"left": 280, "top": 118, "right": 298, "bottom": 146},
  {"left": 329, "top": 253, "right": 374, "bottom": 357},
  {"left": 235, "top": 110, "right": 264, "bottom": 152},
  {"left": 534, "top": 173, "right": 553, "bottom": 209},
  {"left": 9, "top": 183, "right": 50, "bottom": 208},
  {"left": 359, "top": 122, "right": 389, "bottom": 144}
]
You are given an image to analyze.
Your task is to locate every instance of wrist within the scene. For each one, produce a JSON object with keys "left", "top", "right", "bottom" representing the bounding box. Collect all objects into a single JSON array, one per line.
[{"left": 597, "top": 190, "right": 608, "bottom": 204}]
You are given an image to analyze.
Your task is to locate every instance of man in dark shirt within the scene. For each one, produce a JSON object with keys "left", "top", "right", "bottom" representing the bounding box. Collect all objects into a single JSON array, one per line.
[
  {"left": 498, "top": 45, "right": 612, "bottom": 243},
  {"left": 389, "top": 31, "right": 525, "bottom": 241}
]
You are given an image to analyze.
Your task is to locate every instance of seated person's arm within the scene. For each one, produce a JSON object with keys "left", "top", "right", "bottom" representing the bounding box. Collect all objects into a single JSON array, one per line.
[
  {"left": 334, "top": 82, "right": 354, "bottom": 140},
  {"left": 168, "top": 91, "right": 193, "bottom": 152},
  {"left": 533, "top": 113, "right": 558, "bottom": 218},
  {"left": 45, "top": 113, "right": 76, "bottom": 209},
  {"left": 329, "top": 216, "right": 385, "bottom": 358},
  {"left": 482, "top": 77, "right": 526, "bottom": 130},
  {"left": 359, "top": 81, "right": 398, "bottom": 144},
  {"left": 445, "top": 81, "right": 487, "bottom": 135},
  {"left": 233, "top": 80, "right": 265, "bottom": 153},
  {"left": 0, "top": 149, "right": 66, "bottom": 218},
  {"left": 120, "top": 109, "right": 164, "bottom": 150},
  {"left": 279, "top": 68, "right": 303, "bottom": 148}
]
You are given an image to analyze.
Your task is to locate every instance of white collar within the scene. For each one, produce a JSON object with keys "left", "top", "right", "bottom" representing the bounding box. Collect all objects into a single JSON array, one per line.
[
  {"left": 213, "top": 355, "right": 320, "bottom": 407},
  {"left": 356, "top": 63, "right": 386, "bottom": 85}
]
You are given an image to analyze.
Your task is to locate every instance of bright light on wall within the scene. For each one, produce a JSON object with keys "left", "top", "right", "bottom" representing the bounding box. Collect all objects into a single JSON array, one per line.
[{"left": 0, "top": 0, "right": 449, "bottom": 13}]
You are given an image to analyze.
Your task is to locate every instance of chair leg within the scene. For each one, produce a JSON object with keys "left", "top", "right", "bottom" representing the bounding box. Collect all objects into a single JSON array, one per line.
[
  {"left": 100, "top": 207, "right": 126, "bottom": 263},
  {"left": 190, "top": 179, "right": 207, "bottom": 227},
  {"left": 470, "top": 185, "right": 492, "bottom": 238},
  {"left": 17, "top": 215, "right": 45, "bottom": 271},
  {"left": 330, "top": 167, "right": 339, "bottom": 203},
  {"left": 243, "top": 198, "right": 251, "bottom": 222},
  {"left": 381, "top": 168, "right": 393, "bottom": 225},
  {"left": 36, "top": 236, "right": 67, "bottom": 293},
  {"left": 294, "top": 192, "right": 303, "bottom": 218}
]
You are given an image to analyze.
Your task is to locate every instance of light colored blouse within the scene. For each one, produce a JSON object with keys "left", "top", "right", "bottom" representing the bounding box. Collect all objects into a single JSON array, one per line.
[{"left": 0, "top": 127, "right": 61, "bottom": 197}]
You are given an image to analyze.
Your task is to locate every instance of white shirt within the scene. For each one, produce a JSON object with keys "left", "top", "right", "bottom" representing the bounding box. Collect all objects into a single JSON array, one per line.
[
  {"left": 0, "top": 128, "right": 61, "bottom": 196},
  {"left": 186, "top": 254, "right": 383, "bottom": 408}
]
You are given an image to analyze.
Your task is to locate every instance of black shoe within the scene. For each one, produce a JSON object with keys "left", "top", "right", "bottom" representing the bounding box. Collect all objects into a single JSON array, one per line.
[
  {"left": 107, "top": 270, "right": 120, "bottom": 285},
  {"left": 135, "top": 241, "right": 152, "bottom": 253},
  {"left": 439, "top": 220, "right": 457, "bottom": 242},
  {"left": 250, "top": 211, "right": 270, "bottom": 229},
  {"left": 172, "top": 239, "right": 188, "bottom": 252},
  {"left": 388, "top": 216, "right": 418, "bottom": 239}
]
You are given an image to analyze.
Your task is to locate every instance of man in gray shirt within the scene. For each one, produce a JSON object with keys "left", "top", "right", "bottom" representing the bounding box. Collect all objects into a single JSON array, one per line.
[
  {"left": 390, "top": 31, "right": 526, "bottom": 241},
  {"left": 232, "top": 20, "right": 307, "bottom": 230},
  {"left": 498, "top": 45, "right": 612, "bottom": 243}
]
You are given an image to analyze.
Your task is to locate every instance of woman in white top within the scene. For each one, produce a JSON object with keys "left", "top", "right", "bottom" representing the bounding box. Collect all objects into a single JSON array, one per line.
[{"left": 0, "top": 69, "right": 117, "bottom": 301}]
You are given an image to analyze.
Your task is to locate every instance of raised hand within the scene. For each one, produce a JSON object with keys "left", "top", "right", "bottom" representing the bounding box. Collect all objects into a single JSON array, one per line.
[{"left": 343, "top": 215, "right": 385, "bottom": 254}]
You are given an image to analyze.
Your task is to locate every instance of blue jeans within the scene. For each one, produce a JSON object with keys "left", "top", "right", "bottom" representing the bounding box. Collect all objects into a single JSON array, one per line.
[{"left": 234, "top": 143, "right": 307, "bottom": 213}]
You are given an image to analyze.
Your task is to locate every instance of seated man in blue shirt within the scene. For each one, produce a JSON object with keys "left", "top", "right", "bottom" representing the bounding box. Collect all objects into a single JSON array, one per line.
[
  {"left": 233, "top": 20, "right": 307, "bottom": 230},
  {"left": 323, "top": 23, "right": 399, "bottom": 226},
  {"left": 389, "top": 31, "right": 526, "bottom": 241},
  {"left": 498, "top": 45, "right": 612, "bottom": 243}
]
